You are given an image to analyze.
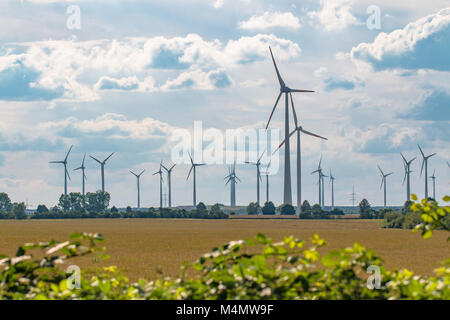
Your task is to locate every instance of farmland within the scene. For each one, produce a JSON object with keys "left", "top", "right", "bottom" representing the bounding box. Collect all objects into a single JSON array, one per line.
[{"left": 0, "top": 219, "right": 448, "bottom": 281}]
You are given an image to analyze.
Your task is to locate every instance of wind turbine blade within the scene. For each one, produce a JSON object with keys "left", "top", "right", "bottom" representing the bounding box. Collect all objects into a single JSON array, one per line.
[
  {"left": 139, "top": 170, "right": 145, "bottom": 176},
  {"left": 82, "top": 153, "right": 86, "bottom": 167},
  {"left": 130, "top": 170, "right": 138, "bottom": 177},
  {"left": 74, "top": 167, "right": 82, "bottom": 171},
  {"left": 170, "top": 164, "right": 176, "bottom": 171},
  {"left": 319, "top": 156, "right": 322, "bottom": 169},
  {"left": 410, "top": 157, "right": 416, "bottom": 164},
  {"left": 89, "top": 155, "right": 102, "bottom": 164},
  {"left": 420, "top": 159, "right": 425, "bottom": 177},
  {"left": 300, "top": 128, "right": 327, "bottom": 140},
  {"left": 266, "top": 92, "right": 282, "bottom": 129},
  {"left": 290, "top": 89, "right": 315, "bottom": 93},
  {"left": 188, "top": 152, "right": 194, "bottom": 165},
  {"left": 161, "top": 163, "right": 168, "bottom": 171},
  {"left": 269, "top": 46, "right": 285, "bottom": 88},
  {"left": 428, "top": 153, "right": 437, "bottom": 158},
  {"left": 66, "top": 168, "right": 71, "bottom": 181},
  {"left": 236, "top": 176, "right": 242, "bottom": 182},
  {"left": 417, "top": 144, "right": 425, "bottom": 158},
  {"left": 289, "top": 92, "right": 298, "bottom": 127},
  {"left": 377, "top": 165, "right": 384, "bottom": 176},
  {"left": 64, "top": 145, "right": 73, "bottom": 162},
  {"left": 400, "top": 152, "right": 407, "bottom": 164},
  {"left": 272, "top": 129, "right": 296, "bottom": 155},
  {"left": 380, "top": 178, "right": 383, "bottom": 190},
  {"left": 311, "top": 170, "right": 319, "bottom": 174},
  {"left": 186, "top": 166, "right": 193, "bottom": 180},
  {"left": 104, "top": 152, "right": 115, "bottom": 163},
  {"left": 49, "top": 161, "right": 64, "bottom": 164},
  {"left": 386, "top": 173, "right": 393, "bottom": 177},
  {"left": 402, "top": 171, "right": 407, "bottom": 185},
  {"left": 258, "top": 149, "right": 266, "bottom": 163}
]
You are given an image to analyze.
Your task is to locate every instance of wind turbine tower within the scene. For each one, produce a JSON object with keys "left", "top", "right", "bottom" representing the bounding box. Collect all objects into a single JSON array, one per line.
[
  {"left": 378, "top": 165, "right": 393, "bottom": 208},
  {"left": 311, "top": 157, "right": 323, "bottom": 206},
  {"left": 418, "top": 144, "right": 436, "bottom": 199},
  {"left": 153, "top": 163, "right": 164, "bottom": 208},
  {"left": 161, "top": 163, "right": 176, "bottom": 208},
  {"left": 430, "top": 170, "right": 436, "bottom": 200},
  {"left": 49, "top": 145, "right": 73, "bottom": 196},
  {"left": 90, "top": 153, "right": 115, "bottom": 193},
  {"left": 74, "top": 153, "right": 87, "bottom": 199},
  {"left": 245, "top": 150, "right": 265, "bottom": 206},
  {"left": 187, "top": 153, "right": 205, "bottom": 207},
  {"left": 329, "top": 170, "right": 336, "bottom": 209},
  {"left": 130, "top": 170, "right": 145, "bottom": 209},
  {"left": 265, "top": 46, "right": 315, "bottom": 205},
  {"left": 225, "top": 163, "right": 241, "bottom": 207},
  {"left": 401, "top": 153, "right": 416, "bottom": 202}
]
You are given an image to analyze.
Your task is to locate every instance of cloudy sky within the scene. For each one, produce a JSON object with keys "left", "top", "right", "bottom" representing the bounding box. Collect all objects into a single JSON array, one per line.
[{"left": 0, "top": 0, "right": 449, "bottom": 208}]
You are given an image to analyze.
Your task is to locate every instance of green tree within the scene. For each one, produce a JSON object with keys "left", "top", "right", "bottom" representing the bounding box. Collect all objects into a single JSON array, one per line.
[
  {"left": 110, "top": 206, "right": 119, "bottom": 213},
  {"left": 359, "top": 199, "right": 371, "bottom": 217},
  {"left": 246, "top": 202, "right": 259, "bottom": 215},
  {"left": 261, "top": 201, "right": 276, "bottom": 215},
  {"left": 36, "top": 204, "right": 49, "bottom": 214},
  {"left": 86, "top": 191, "right": 111, "bottom": 212},
  {"left": 12, "top": 202, "right": 27, "bottom": 220},
  {"left": 280, "top": 203, "right": 296, "bottom": 215},
  {"left": 196, "top": 202, "right": 207, "bottom": 211},
  {"left": 0, "top": 192, "right": 12, "bottom": 212},
  {"left": 301, "top": 200, "right": 312, "bottom": 214},
  {"left": 58, "top": 193, "right": 83, "bottom": 212}
]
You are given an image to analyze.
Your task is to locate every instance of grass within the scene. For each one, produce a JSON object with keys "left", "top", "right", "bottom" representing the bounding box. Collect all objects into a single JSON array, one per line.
[{"left": 0, "top": 219, "right": 448, "bottom": 280}]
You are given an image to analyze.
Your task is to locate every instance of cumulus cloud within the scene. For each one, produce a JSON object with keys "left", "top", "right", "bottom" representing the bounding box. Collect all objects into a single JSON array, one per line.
[
  {"left": 0, "top": 34, "right": 300, "bottom": 101},
  {"left": 239, "top": 11, "right": 301, "bottom": 30},
  {"left": 308, "top": 0, "right": 360, "bottom": 31},
  {"left": 314, "top": 66, "right": 363, "bottom": 91},
  {"left": 351, "top": 8, "right": 450, "bottom": 71}
]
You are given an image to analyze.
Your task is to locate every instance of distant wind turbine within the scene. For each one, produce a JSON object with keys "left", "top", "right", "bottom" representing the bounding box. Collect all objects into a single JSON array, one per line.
[
  {"left": 224, "top": 163, "right": 240, "bottom": 207},
  {"left": 187, "top": 153, "right": 205, "bottom": 207},
  {"left": 400, "top": 153, "right": 416, "bottom": 202},
  {"left": 273, "top": 94, "right": 327, "bottom": 210},
  {"left": 321, "top": 170, "right": 328, "bottom": 207},
  {"left": 329, "top": 170, "right": 336, "bottom": 209},
  {"left": 378, "top": 165, "right": 393, "bottom": 208},
  {"left": 430, "top": 170, "right": 436, "bottom": 200},
  {"left": 261, "top": 160, "right": 272, "bottom": 204},
  {"left": 245, "top": 150, "right": 265, "bottom": 206},
  {"left": 418, "top": 144, "right": 436, "bottom": 199},
  {"left": 73, "top": 153, "right": 87, "bottom": 199},
  {"left": 153, "top": 163, "right": 164, "bottom": 208},
  {"left": 90, "top": 152, "right": 114, "bottom": 193},
  {"left": 311, "top": 157, "right": 323, "bottom": 206},
  {"left": 130, "top": 170, "right": 145, "bottom": 209},
  {"left": 49, "top": 145, "right": 73, "bottom": 196},
  {"left": 265, "top": 46, "right": 315, "bottom": 205},
  {"left": 161, "top": 162, "right": 176, "bottom": 208}
]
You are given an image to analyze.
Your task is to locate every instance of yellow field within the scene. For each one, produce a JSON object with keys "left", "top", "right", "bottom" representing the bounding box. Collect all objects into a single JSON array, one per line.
[{"left": 0, "top": 219, "right": 448, "bottom": 280}]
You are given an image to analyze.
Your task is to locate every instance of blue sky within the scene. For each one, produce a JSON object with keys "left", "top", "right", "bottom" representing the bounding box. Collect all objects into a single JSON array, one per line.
[{"left": 0, "top": 0, "right": 449, "bottom": 208}]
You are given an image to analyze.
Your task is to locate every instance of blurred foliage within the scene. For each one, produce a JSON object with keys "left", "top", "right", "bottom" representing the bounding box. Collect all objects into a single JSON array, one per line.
[{"left": 1, "top": 197, "right": 449, "bottom": 300}]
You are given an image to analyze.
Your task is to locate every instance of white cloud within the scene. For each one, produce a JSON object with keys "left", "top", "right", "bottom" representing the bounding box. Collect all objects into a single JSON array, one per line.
[
  {"left": 351, "top": 7, "right": 450, "bottom": 71},
  {"left": 0, "top": 34, "right": 301, "bottom": 101},
  {"left": 308, "top": 0, "right": 360, "bottom": 31},
  {"left": 239, "top": 11, "right": 301, "bottom": 30}
]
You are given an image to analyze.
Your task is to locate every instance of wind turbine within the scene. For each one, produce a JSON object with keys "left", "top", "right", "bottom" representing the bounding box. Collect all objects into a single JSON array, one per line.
[
  {"left": 130, "top": 170, "right": 145, "bottom": 209},
  {"left": 378, "top": 165, "right": 393, "bottom": 208},
  {"left": 245, "top": 150, "right": 265, "bottom": 206},
  {"left": 73, "top": 153, "right": 87, "bottom": 198},
  {"left": 265, "top": 46, "right": 315, "bottom": 205},
  {"left": 187, "top": 153, "right": 205, "bottom": 207},
  {"left": 261, "top": 160, "right": 272, "bottom": 204},
  {"left": 418, "top": 144, "right": 436, "bottom": 199},
  {"left": 329, "top": 170, "right": 335, "bottom": 209},
  {"left": 224, "top": 163, "right": 240, "bottom": 207},
  {"left": 153, "top": 163, "right": 164, "bottom": 208},
  {"left": 49, "top": 145, "right": 73, "bottom": 196},
  {"left": 273, "top": 95, "right": 327, "bottom": 211},
  {"left": 430, "top": 170, "right": 436, "bottom": 200},
  {"left": 89, "top": 152, "right": 114, "bottom": 193},
  {"left": 401, "top": 153, "right": 416, "bottom": 202},
  {"left": 321, "top": 170, "right": 328, "bottom": 207},
  {"left": 161, "top": 163, "right": 176, "bottom": 208},
  {"left": 311, "top": 157, "right": 323, "bottom": 206}
]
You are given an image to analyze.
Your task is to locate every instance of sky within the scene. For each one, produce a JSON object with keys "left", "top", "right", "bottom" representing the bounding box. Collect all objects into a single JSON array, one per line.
[{"left": 0, "top": 0, "right": 449, "bottom": 209}]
